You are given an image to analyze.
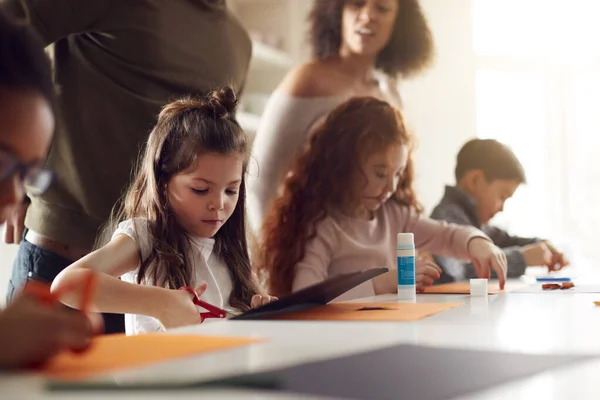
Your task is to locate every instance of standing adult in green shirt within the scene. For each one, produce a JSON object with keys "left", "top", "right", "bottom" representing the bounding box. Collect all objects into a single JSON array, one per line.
[{"left": 1, "top": 0, "right": 251, "bottom": 333}]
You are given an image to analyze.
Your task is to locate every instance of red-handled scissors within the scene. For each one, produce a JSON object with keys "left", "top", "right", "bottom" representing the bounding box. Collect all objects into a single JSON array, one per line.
[{"left": 178, "top": 286, "right": 235, "bottom": 322}]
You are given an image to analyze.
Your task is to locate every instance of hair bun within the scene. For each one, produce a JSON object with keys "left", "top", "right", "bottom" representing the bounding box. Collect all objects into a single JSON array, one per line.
[
  {"left": 204, "top": 86, "right": 237, "bottom": 119},
  {"left": 158, "top": 87, "right": 238, "bottom": 121}
]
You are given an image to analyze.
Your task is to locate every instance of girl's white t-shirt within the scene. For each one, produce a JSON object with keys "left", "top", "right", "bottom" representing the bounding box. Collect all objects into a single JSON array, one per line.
[{"left": 112, "top": 218, "right": 234, "bottom": 335}]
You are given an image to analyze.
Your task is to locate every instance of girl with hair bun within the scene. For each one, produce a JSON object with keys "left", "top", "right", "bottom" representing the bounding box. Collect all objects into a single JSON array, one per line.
[{"left": 52, "top": 87, "right": 276, "bottom": 335}]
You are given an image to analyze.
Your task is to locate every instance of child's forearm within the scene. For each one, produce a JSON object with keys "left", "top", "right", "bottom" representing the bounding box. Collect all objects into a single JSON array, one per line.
[{"left": 51, "top": 269, "right": 170, "bottom": 319}]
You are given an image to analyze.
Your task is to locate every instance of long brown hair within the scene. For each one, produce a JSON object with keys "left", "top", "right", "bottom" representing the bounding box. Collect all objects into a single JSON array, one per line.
[
  {"left": 259, "top": 97, "right": 421, "bottom": 297},
  {"left": 109, "top": 87, "right": 258, "bottom": 311},
  {"left": 308, "top": 0, "right": 434, "bottom": 77}
]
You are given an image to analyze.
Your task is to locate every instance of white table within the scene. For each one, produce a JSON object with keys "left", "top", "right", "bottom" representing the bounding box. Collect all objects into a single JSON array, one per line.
[{"left": 3, "top": 278, "right": 600, "bottom": 400}]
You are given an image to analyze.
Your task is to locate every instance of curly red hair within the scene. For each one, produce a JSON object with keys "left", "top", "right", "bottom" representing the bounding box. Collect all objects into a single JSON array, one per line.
[{"left": 258, "top": 97, "right": 421, "bottom": 297}]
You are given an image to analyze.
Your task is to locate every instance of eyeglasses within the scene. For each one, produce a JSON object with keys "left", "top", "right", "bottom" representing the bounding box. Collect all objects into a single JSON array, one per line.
[{"left": 0, "top": 148, "right": 54, "bottom": 196}]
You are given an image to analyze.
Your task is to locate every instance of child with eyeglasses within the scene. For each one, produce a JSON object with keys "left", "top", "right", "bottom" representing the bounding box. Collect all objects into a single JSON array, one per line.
[{"left": 0, "top": 10, "right": 99, "bottom": 369}]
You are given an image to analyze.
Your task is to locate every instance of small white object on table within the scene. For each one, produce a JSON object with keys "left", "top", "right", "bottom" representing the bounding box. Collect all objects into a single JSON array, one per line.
[{"left": 470, "top": 278, "right": 488, "bottom": 297}]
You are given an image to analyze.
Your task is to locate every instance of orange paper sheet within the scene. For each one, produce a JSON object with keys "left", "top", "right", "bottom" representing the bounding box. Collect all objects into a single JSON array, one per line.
[
  {"left": 43, "top": 334, "right": 259, "bottom": 380},
  {"left": 422, "top": 281, "right": 525, "bottom": 294},
  {"left": 271, "top": 302, "right": 464, "bottom": 321}
]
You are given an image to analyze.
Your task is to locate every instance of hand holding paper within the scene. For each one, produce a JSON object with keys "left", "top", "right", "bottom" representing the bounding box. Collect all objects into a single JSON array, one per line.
[
  {"left": 0, "top": 293, "right": 96, "bottom": 369},
  {"left": 251, "top": 294, "right": 278, "bottom": 308}
]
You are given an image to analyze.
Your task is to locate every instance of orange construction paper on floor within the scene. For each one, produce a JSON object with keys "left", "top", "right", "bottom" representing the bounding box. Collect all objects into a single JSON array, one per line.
[
  {"left": 42, "top": 333, "right": 259, "bottom": 380},
  {"left": 270, "top": 302, "right": 464, "bottom": 322},
  {"left": 422, "top": 281, "right": 525, "bottom": 294}
]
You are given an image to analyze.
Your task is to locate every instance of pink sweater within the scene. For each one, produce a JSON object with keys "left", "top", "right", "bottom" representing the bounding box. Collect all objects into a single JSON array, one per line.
[{"left": 292, "top": 201, "right": 488, "bottom": 300}]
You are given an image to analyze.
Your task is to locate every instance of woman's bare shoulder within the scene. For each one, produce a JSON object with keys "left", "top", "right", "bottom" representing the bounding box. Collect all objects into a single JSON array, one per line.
[{"left": 278, "top": 60, "right": 346, "bottom": 98}]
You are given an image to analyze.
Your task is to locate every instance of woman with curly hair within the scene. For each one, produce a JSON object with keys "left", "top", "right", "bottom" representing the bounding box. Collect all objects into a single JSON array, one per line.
[
  {"left": 248, "top": 0, "right": 435, "bottom": 232},
  {"left": 258, "top": 98, "right": 508, "bottom": 299}
]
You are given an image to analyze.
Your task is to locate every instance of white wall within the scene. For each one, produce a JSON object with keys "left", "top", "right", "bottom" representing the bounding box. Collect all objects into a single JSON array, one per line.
[{"left": 402, "top": 0, "right": 477, "bottom": 212}]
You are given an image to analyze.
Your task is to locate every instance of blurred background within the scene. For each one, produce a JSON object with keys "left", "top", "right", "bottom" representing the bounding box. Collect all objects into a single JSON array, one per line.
[{"left": 2, "top": 0, "right": 598, "bottom": 300}]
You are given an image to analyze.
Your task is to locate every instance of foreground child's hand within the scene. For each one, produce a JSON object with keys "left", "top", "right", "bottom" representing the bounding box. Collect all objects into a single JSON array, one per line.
[
  {"left": 468, "top": 238, "right": 507, "bottom": 289},
  {"left": 416, "top": 257, "right": 442, "bottom": 292},
  {"left": 250, "top": 294, "right": 278, "bottom": 308},
  {"left": 0, "top": 294, "right": 97, "bottom": 369},
  {"left": 157, "top": 282, "right": 208, "bottom": 329}
]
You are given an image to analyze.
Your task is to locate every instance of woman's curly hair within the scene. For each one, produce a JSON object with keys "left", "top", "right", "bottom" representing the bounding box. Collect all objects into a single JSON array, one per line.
[
  {"left": 308, "top": 0, "right": 434, "bottom": 77},
  {"left": 258, "top": 97, "right": 421, "bottom": 297}
]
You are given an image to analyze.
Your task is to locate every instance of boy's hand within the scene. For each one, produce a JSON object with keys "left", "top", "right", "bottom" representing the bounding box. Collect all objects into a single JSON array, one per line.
[
  {"left": 416, "top": 257, "right": 442, "bottom": 292},
  {"left": 521, "top": 243, "right": 553, "bottom": 269},
  {"left": 468, "top": 238, "right": 507, "bottom": 289},
  {"left": 544, "top": 242, "right": 569, "bottom": 271}
]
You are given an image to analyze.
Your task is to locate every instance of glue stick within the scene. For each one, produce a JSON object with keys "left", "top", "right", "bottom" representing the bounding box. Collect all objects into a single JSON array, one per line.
[{"left": 397, "top": 233, "right": 416, "bottom": 301}]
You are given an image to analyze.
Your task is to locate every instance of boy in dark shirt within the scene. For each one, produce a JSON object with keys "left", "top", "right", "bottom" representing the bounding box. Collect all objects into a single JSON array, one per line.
[{"left": 431, "top": 139, "right": 568, "bottom": 282}]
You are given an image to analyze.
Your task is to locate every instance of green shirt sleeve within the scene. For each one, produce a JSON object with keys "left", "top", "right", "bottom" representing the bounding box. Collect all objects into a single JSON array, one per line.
[{"left": 1, "top": 0, "right": 112, "bottom": 45}]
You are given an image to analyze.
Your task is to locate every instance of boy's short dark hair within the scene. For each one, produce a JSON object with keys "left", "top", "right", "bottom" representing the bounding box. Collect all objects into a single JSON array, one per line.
[{"left": 455, "top": 138, "right": 526, "bottom": 183}]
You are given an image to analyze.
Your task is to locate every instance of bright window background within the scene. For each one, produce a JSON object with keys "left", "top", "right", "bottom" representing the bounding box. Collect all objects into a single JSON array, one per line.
[{"left": 473, "top": 0, "right": 600, "bottom": 262}]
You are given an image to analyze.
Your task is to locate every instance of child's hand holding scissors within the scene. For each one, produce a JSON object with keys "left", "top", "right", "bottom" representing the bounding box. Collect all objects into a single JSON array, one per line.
[
  {"left": 158, "top": 282, "right": 279, "bottom": 329},
  {"left": 157, "top": 282, "right": 209, "bottom": 329}
]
